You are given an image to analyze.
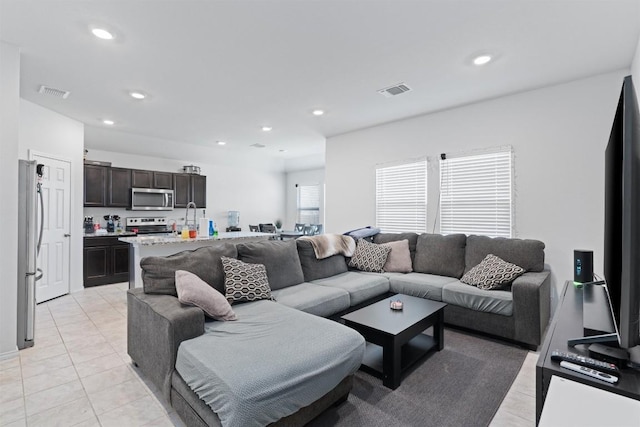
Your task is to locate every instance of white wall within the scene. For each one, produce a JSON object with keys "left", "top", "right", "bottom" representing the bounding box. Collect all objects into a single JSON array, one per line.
[
  {"left": 84, "top": 149, "right": 286, "bottom": 232},
  {"left": 631, "top": 32, "right": 640, "bottom": 100},
  {"left": 0, "top": 42, "right": 21, "bottom": 358},
  {"left": 19, "top": 100, "right": 85, "bottom": 294},
  {"left": 285, "top": 168, "right": 325, "bottom": 229},
  {"left": 326, "top": 71, "right": 627, "bottom": 307}
]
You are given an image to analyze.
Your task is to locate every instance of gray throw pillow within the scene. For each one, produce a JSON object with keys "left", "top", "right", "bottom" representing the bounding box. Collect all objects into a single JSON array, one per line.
[
  {"left": 460, "top": 254, "right": 525, "bottom": 290},
  {"left": 414, "top": 233, "right": 467, "bottom": 278},
  {"left": 382, "top": 239, "right": 412, "bottom": 273},
  {"left": 221, "top": 256, "right": 274, "bottom": 304},
  {"left": 348, "top": 239, "right": 391, "bottom": 273},
  {"left": 236, "top": 240, "right": 304, "bottom": 290},
  {"left": 175, "top": 270, "right": 237, "bottom": 320}
]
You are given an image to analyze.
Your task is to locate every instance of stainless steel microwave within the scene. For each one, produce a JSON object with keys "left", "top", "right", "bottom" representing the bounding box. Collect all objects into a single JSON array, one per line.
[{"left": 129, "top": 188, "right": 174, "bottom": 211}]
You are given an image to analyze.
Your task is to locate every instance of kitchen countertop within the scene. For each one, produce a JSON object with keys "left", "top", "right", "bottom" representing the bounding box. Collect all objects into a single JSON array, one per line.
[
  {"left": 84, "top": 231, "right": 137, "bottom": 238},
  {"left": 118, "top": 231, "right": 274, "bottom": 246}
]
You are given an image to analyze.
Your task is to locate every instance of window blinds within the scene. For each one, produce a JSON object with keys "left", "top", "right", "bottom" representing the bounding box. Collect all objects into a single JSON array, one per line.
[
  {"left": 375, "top": 159, "right": 427, "bottom": 233},
  {"left": 297, "top": 184, "right": 320, "bottom": 224},
  {"left": 439, "top": 149, "right": 513, "bottom": 238}
]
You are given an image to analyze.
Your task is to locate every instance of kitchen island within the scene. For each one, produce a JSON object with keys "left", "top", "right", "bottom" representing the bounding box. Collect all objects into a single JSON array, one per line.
[{"left": 119, "top": 231, "right": 274, "bottom": 289}]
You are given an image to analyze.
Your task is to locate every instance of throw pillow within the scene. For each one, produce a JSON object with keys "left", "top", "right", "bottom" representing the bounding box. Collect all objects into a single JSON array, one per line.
[
  {"left": 348, "top": 239, "right": 391, "bottom": 273},
  {"left": 175, "top": 270, "right": 237, "bottom": 321},
  {"left": 382, "top": 239, "right": 413, "bottom": 273},
  {"left": 460, "top": 254, "right": 526, "bottom": 290},
  {"left": 221, "top": 256, "right": 274, "bottom": 304}
]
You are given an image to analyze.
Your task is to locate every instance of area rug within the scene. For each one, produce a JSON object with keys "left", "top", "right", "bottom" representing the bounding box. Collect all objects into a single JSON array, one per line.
[{"left": 309, "top": 327, "right": 528, "bottom": 427}]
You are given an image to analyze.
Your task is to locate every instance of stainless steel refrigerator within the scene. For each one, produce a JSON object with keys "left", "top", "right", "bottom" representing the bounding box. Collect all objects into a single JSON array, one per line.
[{"left": 17, "top": 159, "right": 44, "bottom": 350}]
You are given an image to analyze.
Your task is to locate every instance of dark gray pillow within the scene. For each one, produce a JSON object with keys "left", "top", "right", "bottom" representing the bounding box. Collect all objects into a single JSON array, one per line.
[
  {"left": 296, "top": 240, "right": 348, "bottom": 282},
  {"left": 465, "top": 235, "right": 545, "bottom": 273},
  {"left": 373, "top": 232, "right": 419, "bottom": 264},
  {"left": 236, "top": 240, "right": 304, "bottom": 290},
  {"left": 414, "top": 233, "right": 467, "bottom": 278},
  {"left": 141, "top": 243, "right": 238, "bottom": 296}
]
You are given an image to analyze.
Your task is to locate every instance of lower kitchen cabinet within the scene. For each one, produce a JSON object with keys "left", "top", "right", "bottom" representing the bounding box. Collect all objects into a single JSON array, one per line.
[{"left": 83, "top": 237, "right": 130, "bottom": 287}]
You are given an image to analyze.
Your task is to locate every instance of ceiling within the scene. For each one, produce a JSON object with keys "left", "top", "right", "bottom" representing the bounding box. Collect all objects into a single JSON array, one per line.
[{"left": 2, "top": 0, "right": 639, "bottom": 161}]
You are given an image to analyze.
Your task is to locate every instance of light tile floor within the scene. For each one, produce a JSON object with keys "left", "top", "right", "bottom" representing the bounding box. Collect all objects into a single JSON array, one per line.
[{"left": 1, "top": 283, "right": 536, "bottom": 426}]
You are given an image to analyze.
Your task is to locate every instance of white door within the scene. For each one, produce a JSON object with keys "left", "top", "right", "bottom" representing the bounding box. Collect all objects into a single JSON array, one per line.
[{"left": 32, "top": 154, "right": 71, "bottom": 303}]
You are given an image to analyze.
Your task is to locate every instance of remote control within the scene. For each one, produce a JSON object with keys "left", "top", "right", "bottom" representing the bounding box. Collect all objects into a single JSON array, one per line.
[
  {"left": 551, "top": 350, "right": 619, "bottom": 374},
  {"left": 560, "top": 361, "right": 618, "bottom": 384}
]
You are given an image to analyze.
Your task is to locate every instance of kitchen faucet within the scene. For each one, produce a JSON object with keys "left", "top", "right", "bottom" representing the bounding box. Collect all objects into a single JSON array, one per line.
[{"left": 185, "top": 201, "right": 197, "bottom": 229}]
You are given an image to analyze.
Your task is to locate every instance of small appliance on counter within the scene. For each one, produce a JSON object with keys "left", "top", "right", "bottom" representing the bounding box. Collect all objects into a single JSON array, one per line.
[
  {"left": 125, "top": 217, "right": 169, "bottom": 234},
  {"left": 84, "top": 216, "right": 95, "bottom": 234},
  {"left": 103, "top": 215, "right": 121, "bottom": 233}
]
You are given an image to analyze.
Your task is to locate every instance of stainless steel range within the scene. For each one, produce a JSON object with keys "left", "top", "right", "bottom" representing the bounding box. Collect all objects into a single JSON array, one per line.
[{"left": 126, "top": 217, "right": 169, "bottom": 234}]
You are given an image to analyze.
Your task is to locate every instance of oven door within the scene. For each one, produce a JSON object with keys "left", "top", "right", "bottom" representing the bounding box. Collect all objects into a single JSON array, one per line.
[{"left": 129, "top": 188, "right": 174, "bottom": 210}]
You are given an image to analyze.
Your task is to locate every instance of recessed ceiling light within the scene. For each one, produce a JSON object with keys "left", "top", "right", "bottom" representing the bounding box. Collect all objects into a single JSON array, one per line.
[
  {"left": 217, "top": 141, "right": 226, "bottom": 145},
  {"left": 102, "top": 119, "right": 115, "bottom": 125},
  {"left": 312, "top": 109, "right": 324, "bottom": 116},
  {"left": 473, "top": 54, "right": 493, "bottom": 66},
  {"left": 261, "top": 126, "right": 272, "bottom": 132},
  {"left": 279, "top": 149, "right": 288, "bottom": 153},
  {"left": 129, "top": 91, "right": 146, "bottom": 100},
  {"left": 91, "top": 28, "right": 114, "bottom": 40}
]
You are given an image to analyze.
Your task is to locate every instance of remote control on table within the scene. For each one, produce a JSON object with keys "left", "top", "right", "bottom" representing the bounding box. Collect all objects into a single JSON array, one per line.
[
  {"left": 551, "top": 350, "right": 619, "bottom": 374},
  {"left": 560, "top": 361, "right": 618, "bottom": 384}
]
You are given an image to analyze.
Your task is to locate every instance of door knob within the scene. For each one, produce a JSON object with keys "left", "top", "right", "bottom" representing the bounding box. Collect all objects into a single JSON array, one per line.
[{"left": 64, "top": 233, "right": 71, "bottom": 237}]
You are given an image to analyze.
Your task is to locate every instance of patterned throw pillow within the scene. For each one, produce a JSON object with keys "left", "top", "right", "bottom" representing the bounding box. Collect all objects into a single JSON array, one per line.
[
  {"left": 348, "top": 239, "right": 392, "bottom": 273},
  {"left": 221, "top": 257, "right": 274, "bottom": 304},
  {"left": 461, "top": 254, "right": 525, "bottom": 290}
]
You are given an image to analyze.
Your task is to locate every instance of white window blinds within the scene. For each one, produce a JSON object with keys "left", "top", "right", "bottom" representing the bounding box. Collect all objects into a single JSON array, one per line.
[
  {"left": 375, "top": 159, "right": 427, "bottom": 233},
  {"left": 297, "top": 184, "right": 320, "bottom": 224},
  {"left": 439, "top": 149, "right": 513, "bottom": 238}
]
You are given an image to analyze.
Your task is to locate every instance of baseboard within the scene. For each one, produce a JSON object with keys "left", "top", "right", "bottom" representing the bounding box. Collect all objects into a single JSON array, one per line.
[{"left": 0, "top": 348, "right": 19, "bottom": 360}]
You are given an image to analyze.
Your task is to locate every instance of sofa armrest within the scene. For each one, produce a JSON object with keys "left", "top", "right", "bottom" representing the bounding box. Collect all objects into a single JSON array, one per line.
[
  {"left": 511, "top": 270, "right": 551, "bottom": 347},
  {"left": 127, "top": 288, "right": 205, "bottom": 402}
]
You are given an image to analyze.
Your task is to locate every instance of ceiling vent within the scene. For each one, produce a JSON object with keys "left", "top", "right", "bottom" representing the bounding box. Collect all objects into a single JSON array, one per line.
[
  {"left": 378, "top": 83, "right": 411, "bottom": 98},
  {"left": 38, "top": 85, "right": 71, "bottom": 99},
  {"left": 250, "top": 143, "right": 266, "bottom": 148}
]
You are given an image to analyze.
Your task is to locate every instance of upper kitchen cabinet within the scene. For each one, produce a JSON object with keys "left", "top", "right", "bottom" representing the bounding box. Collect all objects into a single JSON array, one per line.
[
  {"left": 108, "top": 167, "right": 131, "bottom": 207},
  {"left": 153, "top": 171, "right": 173, "bottom": 189},
  {"left": 131, "top": 169, "right": 152, "bottom": 188},
  {"left": 84, "top": 165, "right": 107, "bottom": 206},
  {"left": 173, "top": 173, "right": 207, "bottom": 208}
]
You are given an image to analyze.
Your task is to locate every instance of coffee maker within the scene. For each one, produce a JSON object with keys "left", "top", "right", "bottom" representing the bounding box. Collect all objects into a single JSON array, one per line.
[
  {"left": 103, "top": 215, "right": 120, "bottom": 233},
  {"left": 84, "top": 216, "right": 94, "bottom": 233}
]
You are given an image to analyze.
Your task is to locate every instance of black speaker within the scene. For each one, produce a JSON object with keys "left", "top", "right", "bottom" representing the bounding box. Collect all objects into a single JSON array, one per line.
[{"left": 574, "top": 249, "right": 594, "bottom": 283}]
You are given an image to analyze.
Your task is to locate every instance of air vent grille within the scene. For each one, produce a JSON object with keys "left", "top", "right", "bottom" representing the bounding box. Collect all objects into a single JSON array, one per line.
[
  {"left": 250, "top": 143, "right": 266, "bottom": 148},
  {"left": 378, "top": 83, "right": 411, "bottom": 98},
  {"left": 38, "top": 85, "right": 71, "bottom": 99}
]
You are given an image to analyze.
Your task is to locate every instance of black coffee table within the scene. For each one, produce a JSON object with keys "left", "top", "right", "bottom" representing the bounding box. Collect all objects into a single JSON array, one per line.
[{"left": 341, "top": 294, "right": 447, "bottom": 389}]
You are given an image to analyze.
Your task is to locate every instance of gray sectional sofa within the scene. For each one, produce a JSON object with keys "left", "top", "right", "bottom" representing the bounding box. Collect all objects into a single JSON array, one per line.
[{"left": 127, "top": 232, "right": 550, "bottom": 426}]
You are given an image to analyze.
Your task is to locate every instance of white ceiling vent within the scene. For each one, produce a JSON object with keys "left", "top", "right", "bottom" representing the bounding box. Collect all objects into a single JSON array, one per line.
[
  {"left": 250, "top": 143, "right": 266, "bottom": 148},
  {"left": 378, "top": 83, "right": 411, "bottom": 98},
  {"left": 38, "top": 85, "right": 71, "bottom": 99}
]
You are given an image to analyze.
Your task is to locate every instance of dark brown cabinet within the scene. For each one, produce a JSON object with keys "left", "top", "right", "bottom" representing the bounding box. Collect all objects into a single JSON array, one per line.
[
  {"left": 173, "top": 173, "right": 207, "bottom": 208},
  {"left": 83, "top": 237, "right": 130, "bottom": 287},
  {"left": 132, "top": 170, "right": 153, "bottom": 188},
  {"left": 153, "top": 171, "right": 173, "bottom": 189},
  {"left": 84, "top": 165, "right": 107, "bottom": 206},
  {"left": 108, "top": 167, "right": 131, "bottom": 207}
]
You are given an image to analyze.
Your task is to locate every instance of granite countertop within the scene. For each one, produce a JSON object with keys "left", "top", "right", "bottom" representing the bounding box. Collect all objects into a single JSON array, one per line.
[
  {"left": 84, "top": 231, "right": 137, "bottom": 238},
  {"left": 118, "top": 231, "right": 274, "bottom": 246}
]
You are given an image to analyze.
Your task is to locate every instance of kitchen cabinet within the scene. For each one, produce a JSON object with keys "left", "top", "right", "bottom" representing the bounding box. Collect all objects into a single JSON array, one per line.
[
  {"left": 173, "top": 173, "right": 207, "bottom": 208},
  {"left": 153, "top": 171, "right": 173, "bottom": 189},
  {"left": 132, "top": 170, "right": 153, "bottom": 188},
  {"left": 108, "top": 167, "right": 131, "bottom": 207},
  {"left": 83, "top": 237, "right": 130, "bottom": 287},
  {"left": 84, "top": 165, "right": 107, "bottom": 206}
]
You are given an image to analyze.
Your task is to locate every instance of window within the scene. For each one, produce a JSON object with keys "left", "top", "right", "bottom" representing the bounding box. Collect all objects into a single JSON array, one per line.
[
  {"left": 439, "top": 148, "right": 513, "bottom": 238},
  {"left": 297, "top": 184, "right": 320, "bottom": 224},
  {"left": 375, "top": 159, "right": 427, "bottom": 233}
]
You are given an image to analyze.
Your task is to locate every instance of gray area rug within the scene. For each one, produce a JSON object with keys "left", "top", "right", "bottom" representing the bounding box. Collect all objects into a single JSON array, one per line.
[{"left": 309, "top": 328, "right": 528, "bottom": 427}]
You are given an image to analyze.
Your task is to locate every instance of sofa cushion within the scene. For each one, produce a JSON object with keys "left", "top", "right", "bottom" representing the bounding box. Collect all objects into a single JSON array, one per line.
[
  {"left": 236, "top": 240, "right": 305, "bottom": 290},
  {"left": 373, "top": 232, "right": 419, "bottom": 264},
  {"left": 141, "top": 243, "right": 238, "bottom": 296},
  {"left": 381, "top": 239, "right": 412, "bottom": 273},
  {"left": 221, "top": 257, "right": 273, "bottom": 304},
  {"left": 414, "top": 233, "right": 467, "bottom": 278},
  {"left": 311, "top": 271, "right": 390, "bottom": 306},
  {"left": 461, "top": 254, "right": 525, "bottom": 290},
  {"left": 175, "top": 270, "right": 237, "bottom": 321},
  {"left": 271, "top": 283, "right": 350, "bottom": 317},
  {"left": 296, "top": 239, "right": 348, "bottom": 282},
  {"left": 388, "top": 272, "right": 458, "bottom": 301},
  {"left": 465, "top": 235, "right": 545, "bottom": 273},
  {"left": 348, "top": 239, "right": 391, "bottom": 273},
  {"left": 442, "top": 281, "right": 513, "bottom": 316}
]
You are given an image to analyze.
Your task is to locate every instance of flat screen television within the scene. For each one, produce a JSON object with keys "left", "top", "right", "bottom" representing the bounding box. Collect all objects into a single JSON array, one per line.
[{"left": 603, "top": 75, "right": 640, "bottom": 351}]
